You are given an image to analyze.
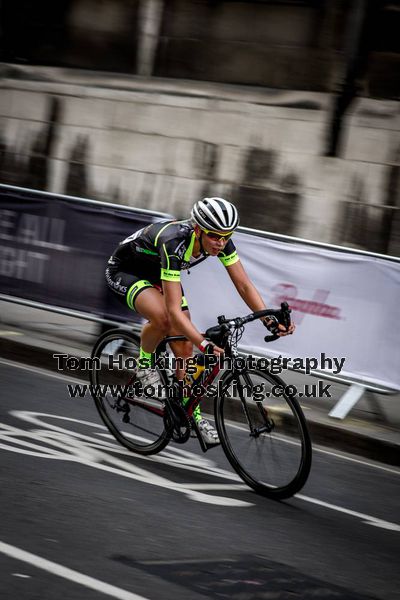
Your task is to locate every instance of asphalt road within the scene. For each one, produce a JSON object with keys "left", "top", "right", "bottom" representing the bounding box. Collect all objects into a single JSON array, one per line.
[{"left": 0, "top": 359, "right": 399, "bottom": 600}]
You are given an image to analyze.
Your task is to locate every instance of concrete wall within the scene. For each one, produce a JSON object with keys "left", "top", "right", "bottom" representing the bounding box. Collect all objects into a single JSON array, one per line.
[
  {"left": 155, "top": 0, "right": 343, "bottom": 91},
  {"left": 0, "top": 67, "right": 399, "bottom": 255},
  {"left": 2, "top": 1, "right": 399, "bottom": 97}
]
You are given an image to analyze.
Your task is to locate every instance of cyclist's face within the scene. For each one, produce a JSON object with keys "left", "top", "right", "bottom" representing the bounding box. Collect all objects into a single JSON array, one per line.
[{"left": 200, "top": 227, "right": 232, "bottom": 255}]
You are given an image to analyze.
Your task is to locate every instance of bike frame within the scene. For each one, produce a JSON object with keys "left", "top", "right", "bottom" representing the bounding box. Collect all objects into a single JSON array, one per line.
[
  {"left": 119, "top": 334, "right": 270, "bottom": 452},
  {"left": 114, "top": 334, "right": 222, "bottom": 419},
  {"left": 156, "top": 334, "right": 223, "bottom": 421}
]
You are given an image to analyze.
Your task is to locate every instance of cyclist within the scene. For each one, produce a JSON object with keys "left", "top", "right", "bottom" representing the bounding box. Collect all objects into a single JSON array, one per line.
[{"left": 106, "top": 197, "right": 294, "bottom": 445}]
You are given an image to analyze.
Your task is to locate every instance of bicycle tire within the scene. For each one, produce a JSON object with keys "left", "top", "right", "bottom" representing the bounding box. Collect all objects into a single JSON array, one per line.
[
  {"left": 215, "top": 368, "right": 312, "bottom": 499},
  {"left": 90, "top": 329, "right": 171, "bottom": 455}
]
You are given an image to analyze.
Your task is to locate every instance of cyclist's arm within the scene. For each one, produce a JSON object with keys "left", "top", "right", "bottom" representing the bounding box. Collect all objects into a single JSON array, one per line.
[
  {"left": 225, "top": 260, "right": 267, "bottom": 312},
  {"left": 226, "top": 260, "right": 295, "bottom": 335}
]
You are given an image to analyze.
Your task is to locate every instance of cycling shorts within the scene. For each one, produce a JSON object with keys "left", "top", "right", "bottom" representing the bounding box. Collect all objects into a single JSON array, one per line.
[{"left": 105, "top": 265, "right": 188, "bottom": 312}]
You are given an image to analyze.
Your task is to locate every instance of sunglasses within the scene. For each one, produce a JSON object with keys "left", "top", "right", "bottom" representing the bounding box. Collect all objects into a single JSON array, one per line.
[{"left": 202, "top": 228, "right": 233, "bottom": 241}]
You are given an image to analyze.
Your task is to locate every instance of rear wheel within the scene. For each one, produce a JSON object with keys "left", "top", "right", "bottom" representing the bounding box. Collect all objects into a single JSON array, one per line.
[
  {"left": 215, "top": 369, "right": 312, "bottom": 499},
  {"left": 90, "top": 329, "right": 170, "bottom": 455}
]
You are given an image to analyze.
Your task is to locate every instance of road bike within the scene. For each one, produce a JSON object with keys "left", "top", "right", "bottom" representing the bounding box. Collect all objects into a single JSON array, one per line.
[{"left": 90, "top": 302, "right": 312, "bottom": 499}]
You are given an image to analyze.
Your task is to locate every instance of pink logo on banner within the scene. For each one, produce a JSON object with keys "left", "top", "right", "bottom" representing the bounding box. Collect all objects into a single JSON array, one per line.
[{"left": 272, "top": 284, "right": 342, "bottom": 324}]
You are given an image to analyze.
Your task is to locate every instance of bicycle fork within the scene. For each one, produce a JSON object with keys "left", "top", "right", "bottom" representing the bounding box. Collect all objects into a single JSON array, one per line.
[{"left": 235, "top": 372, "right": 275, "bottom": 438}]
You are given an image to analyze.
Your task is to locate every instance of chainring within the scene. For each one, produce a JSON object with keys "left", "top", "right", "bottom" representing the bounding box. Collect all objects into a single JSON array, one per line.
[{"left": 164, "top": 402, "right": 191, "bottom": 444}]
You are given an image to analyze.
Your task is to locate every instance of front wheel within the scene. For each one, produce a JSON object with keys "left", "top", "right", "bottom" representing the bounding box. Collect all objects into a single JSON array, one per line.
[
  {"left": 90, "top": 329, "right": 170, "bottom": 455},
  {"left": 215, "top": 369, "right": 312, "bottom": 499}
]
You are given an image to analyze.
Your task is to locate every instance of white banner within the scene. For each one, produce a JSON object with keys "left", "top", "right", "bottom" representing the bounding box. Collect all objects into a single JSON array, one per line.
[{"left": 181, "top": 232, "right": 400, "bottom": 391}]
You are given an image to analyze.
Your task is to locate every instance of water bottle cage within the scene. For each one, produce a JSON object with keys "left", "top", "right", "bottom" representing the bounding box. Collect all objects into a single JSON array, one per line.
[{"left": 184, "top": 360, "right": 206, "bottom": 387}]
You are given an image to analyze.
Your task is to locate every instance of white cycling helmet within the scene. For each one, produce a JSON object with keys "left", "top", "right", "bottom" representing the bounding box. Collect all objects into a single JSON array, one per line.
[{"left": 191, "top": 197, "right": 239, "bottom": 232}]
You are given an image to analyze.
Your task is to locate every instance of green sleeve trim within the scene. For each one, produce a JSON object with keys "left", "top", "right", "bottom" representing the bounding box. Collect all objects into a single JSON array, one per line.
[
  {"left": 161, "top": 269, "right": 181, "bottom": 282},
  {"left": 154, "top": 222, "right": 175, "bottom": 247},
  {"left": 219, "top": 251, "right": 239, "bottom": 267},
  {"left": 183, "top": 232, "right": 196, "bottom": 262}
]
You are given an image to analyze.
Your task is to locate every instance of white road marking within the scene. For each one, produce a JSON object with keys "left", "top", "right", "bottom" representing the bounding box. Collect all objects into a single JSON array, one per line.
[
  {"left": 312, "top": 445, "right": 400, "bottom": 476},
  {"left": 0, "top": 540, "right": 150, "bottom": 600},
  {"left": 296, "top": 494, "right": 400, "bottom": 532},
  {"left": 12, "top": 573, "right": 31, "bottom": 578},
  {"left": 1, "top": 411, "right": 253, "bottom": 508},
  {"left": 177, "top": 483, "right": 248, "bottom": 491},
  {"left": 0, "top": 331, "right": 23, "bottom": 336}
]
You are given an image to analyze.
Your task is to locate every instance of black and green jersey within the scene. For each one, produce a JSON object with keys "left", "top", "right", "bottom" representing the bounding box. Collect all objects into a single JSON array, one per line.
[{"left": 108, "top": 220, "right": 239, "bottom": 283}]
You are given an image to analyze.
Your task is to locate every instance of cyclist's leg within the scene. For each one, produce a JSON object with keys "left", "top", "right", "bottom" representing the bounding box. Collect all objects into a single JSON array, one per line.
[
  {"left": 168, "top": 301, "right": 193, "bottom": 380},
  {"left": 136, "top": 287, "right": 217, "bottom": 442},
  {"left": 106, "top": 271, "right": 193, "bottom": 378},
  {"left": 135, "top": 287, "right": 193, "bottom": 396},
  {"left": 105, "top": 269, "right": 167, "bottom": 391},
  {"left": 165, "top": 297, "right": 216, "bottom": 438},
  {"left": 134, "top": 287, "right": 171, "bottom": 353},
  {"left": 106, "top": 268, "right": 165, "bottom": 367},
  {"left": 137, "top": 287, "right": 193, "bottom": 377}
]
